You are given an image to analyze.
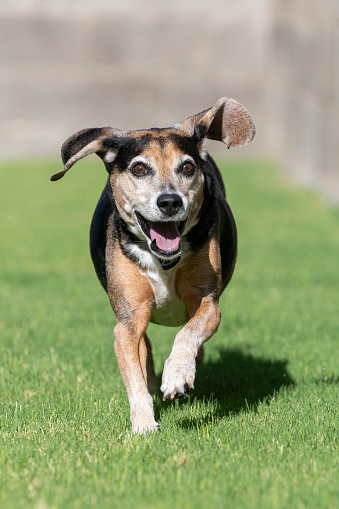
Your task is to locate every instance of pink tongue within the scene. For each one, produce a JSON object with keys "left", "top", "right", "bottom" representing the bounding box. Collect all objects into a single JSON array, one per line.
[{"left": 149, "top": 221, "right": 180, "bottom": 252}]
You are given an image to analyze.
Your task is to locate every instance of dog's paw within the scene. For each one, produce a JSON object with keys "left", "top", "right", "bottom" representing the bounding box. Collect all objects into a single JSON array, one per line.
[
  {"left": 131, "top": 411, "right": 161, "bottom": 435},
  {"left": 130, "top": 401, "right": 160, "bottom": 435},
  {"left": 160, "top": 354, "right": 195, "bottom": 401},
  {"left": 132, "top": 420, "right": 161, "bottom": 435}
]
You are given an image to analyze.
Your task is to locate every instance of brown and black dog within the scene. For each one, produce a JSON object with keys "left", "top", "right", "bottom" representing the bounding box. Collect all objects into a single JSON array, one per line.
[{"left": 50, "top": 97, "right": 255, "bottom": 433}]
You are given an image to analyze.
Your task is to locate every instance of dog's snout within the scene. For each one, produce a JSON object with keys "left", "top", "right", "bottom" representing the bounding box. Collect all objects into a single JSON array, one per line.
[{"left": 157, "top": 193, "right": 183, "bottom": 217}]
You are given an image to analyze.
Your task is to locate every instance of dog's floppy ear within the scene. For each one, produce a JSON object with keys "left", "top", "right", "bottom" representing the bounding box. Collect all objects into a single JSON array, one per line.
[
  {"left": 50, "top": 126, "right": 123, "bottom": 181},
  {"left": 174, "top": 97, "right": 255, "bottom": 148}
]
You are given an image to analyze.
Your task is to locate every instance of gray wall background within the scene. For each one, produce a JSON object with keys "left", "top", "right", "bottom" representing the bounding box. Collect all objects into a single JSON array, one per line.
[{"left": 1, "top": 0, "right": 338, "bottom": 201}]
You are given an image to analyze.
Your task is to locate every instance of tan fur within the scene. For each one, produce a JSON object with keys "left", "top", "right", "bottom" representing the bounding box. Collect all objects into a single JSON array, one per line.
[
  {"left": 109, "top": 134, "right": 205, "bottom": 241},
  {"left": 105, "top": 217, "right": 160, "bottom": 433},
  {"left": 106, "top": 215, "right": 222, "bottom": 425},
  {"left": 141, "top": 138, "right": 180, "bottom": 182},
  {"left": 176, "top": 234, "right": 223, "bottom": 311},
  {"left": 159, "top": 235, "right": 222, "bottom": 400},
  {"left": 105, "top": 216, "right": 154, "bottom": 326},
  {"left": 175, "top": 97, "right": 255, "bottom": 148},
  {"left": 51, "top": 97, "right": 255, "bottom": 434}
]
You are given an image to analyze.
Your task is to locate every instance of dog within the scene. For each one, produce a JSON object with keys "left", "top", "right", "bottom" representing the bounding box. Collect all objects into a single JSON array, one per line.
[{"left": 50, "top": 97, "right": 255, "bottom": 433}]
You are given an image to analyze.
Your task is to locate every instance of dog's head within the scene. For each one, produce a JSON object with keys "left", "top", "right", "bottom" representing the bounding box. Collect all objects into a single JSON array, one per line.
[{"left": 51, "top": 97, "right": 255, "bottom": 261}]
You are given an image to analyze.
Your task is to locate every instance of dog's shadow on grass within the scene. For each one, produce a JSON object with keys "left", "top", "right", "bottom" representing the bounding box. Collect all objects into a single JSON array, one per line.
[{"left": 155, "top": 347, "right": 295, "bottom": 428}]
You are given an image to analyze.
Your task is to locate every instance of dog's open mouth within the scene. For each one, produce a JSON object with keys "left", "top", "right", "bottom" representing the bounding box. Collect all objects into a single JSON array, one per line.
[{"left": 136, "top": 212, "right": 186, "bottom": 255}]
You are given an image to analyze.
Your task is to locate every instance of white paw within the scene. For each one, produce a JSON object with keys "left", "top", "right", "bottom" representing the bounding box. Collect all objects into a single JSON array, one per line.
[
  {"left": 160, "top": 353, "right": 196, "bottom": 400},
  {"left": 131, "top": 418, "right": 161, "bottom": 435},
  {"left": 130, "top": 404, "right": 160, "bottom": 434}
]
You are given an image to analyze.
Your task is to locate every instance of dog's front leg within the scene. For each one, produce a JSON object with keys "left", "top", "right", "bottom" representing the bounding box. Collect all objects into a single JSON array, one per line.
[
  {"left": 161, "top": 295, "right": 221, "bottom": 400},
  {"left": 161, "top": 237, "right": 223, "bottom": 401},
  {"left": 106, "top": 235, "right": 159, "bottom": 433},
  {"left": 114, "top": 319, "right": 160, "bottom": 433}
]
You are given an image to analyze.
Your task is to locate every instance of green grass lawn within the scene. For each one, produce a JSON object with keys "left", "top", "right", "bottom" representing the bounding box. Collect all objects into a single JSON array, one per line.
[{"left": 0, "top": 157, "right": 338, "bottom": 509}]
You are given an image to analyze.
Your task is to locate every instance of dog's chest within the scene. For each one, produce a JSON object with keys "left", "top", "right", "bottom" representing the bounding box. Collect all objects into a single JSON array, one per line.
[{"left": 144, "top": 265, "right": 189, "bottom": 327}]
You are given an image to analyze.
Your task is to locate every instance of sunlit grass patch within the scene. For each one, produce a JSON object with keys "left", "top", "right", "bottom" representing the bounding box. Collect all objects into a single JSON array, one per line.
[{"left": 0, "top": 158, "right": 338, "bottom": 509}]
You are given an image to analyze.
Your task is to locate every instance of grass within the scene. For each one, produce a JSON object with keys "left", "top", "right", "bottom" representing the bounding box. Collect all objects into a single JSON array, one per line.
[{"left": 0, "top": 156, "right": 338, "bottom": 509}]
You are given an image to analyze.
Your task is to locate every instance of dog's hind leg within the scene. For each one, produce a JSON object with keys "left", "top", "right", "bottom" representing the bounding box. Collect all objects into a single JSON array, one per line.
[
  {"left": 196, "top": 345, "right": 205, "bottom": 365},
  {"left": 139, "top": 333, "right": 157, "bottom": 393}
]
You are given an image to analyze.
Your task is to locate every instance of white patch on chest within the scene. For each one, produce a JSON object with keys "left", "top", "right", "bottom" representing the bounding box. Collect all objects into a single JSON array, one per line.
[{"left": 126, "top": 244, "right": 189, "bottom": 327}]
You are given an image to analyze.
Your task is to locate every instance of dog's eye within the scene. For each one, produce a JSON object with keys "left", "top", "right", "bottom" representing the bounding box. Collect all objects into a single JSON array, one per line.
[
  {"left": 132, "top": 164, "right": 147, "bottom": 176},
  {"left": 182, "top": 162, "right": 195, "bottom": 175}
]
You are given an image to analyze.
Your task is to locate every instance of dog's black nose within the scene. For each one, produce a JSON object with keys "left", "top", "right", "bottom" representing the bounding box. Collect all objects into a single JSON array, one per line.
[{"left": 157, "top": 193, "right": 183, "bottom": 216}]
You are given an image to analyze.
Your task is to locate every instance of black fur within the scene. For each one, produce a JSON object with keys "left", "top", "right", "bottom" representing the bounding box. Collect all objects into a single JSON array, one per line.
[
  {"left": 107, "top": 135, "right": 153, "bottom": 173},
  {"left": 103, "top": 131, "right": 203, "bottom": 175},
  {"left": 186, "top": 153, "right": 237, "bottom": 289},
  {"left": 62, "top": 127, "right": 106, "bottom": 165},
  {"left": 90, "top": 152, "right": 237, "bottom": 293},
  {"left": 193, "top": 124, "right": 208, "bottom": 144},
  {"left": 89, "top": 183, "right": 112, "bottom": 291}
]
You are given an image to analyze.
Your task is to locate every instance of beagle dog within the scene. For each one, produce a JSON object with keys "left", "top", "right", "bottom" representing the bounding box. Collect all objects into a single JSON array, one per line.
[{"left": 50, "top": 97, "right": 255, "bottom": 433}]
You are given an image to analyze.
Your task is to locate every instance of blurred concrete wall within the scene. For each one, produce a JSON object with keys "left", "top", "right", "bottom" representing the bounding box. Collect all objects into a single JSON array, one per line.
[
  {"left": 267, "top": 0, "right": 339, "bottom": 202},
  {"left": 0, "top": 0, "right": 267, "bottom": 155},
  {"left": 0, "top": 0, "right": 338, "bottom": 200}
]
